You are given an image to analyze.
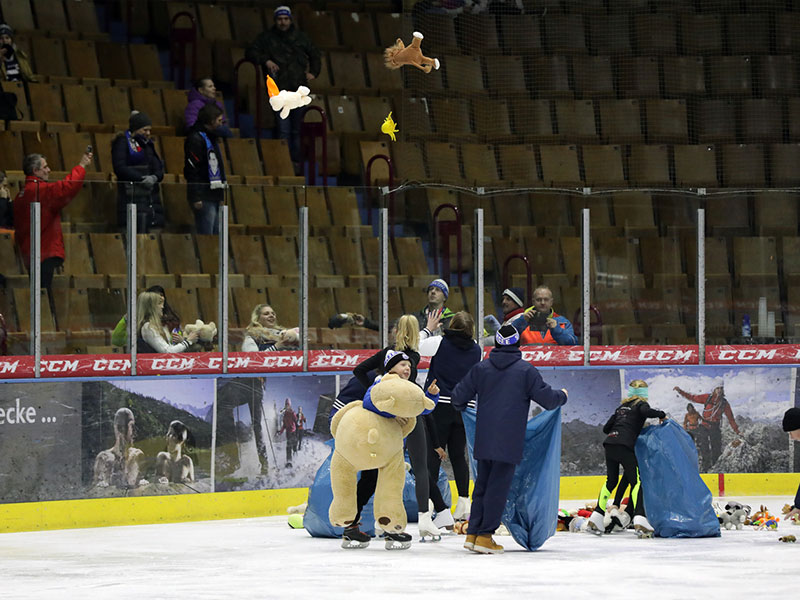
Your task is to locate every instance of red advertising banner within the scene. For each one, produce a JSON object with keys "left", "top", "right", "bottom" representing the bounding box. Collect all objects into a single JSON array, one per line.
[{"left": 0, "top": 345, "right": 798, "bottom": 379}]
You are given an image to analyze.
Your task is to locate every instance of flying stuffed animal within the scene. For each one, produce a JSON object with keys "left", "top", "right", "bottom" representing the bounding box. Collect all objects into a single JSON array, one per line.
[
  {"left": 384, "top": 31, "right": 440, "bottom": 73},
  {"left": 265, "top": 75, "right": 312, "bottom": 119}
]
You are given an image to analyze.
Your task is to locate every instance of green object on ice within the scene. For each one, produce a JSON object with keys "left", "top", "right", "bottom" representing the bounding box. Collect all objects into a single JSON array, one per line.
[{"left": 288, "top": 514, "right": 305, "bottom": 529}]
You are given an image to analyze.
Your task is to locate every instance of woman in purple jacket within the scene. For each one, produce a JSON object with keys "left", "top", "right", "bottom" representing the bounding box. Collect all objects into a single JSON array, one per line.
[{"left": 184, "top": 78, "right": 232, "bottom": 137}]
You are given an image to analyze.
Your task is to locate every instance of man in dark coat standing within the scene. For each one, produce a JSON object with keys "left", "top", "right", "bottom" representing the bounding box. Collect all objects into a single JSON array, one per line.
[
  {"left": 245, "top": 5, "right": 321, "bottom": 170},
  {"left": 452, "top": 325, "right": 567, "bottom": 554}
]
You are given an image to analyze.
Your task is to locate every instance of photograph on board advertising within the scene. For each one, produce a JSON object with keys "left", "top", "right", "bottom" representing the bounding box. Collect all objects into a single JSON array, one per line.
[
  {"left": 82, "top": 379, "right": 214, "bottom": 496},
  {"left": 215, "top": 375, "right": 335, "bottom": 492},
  {"left": 622, "top": 366, "right": 796, "bottom": 473}
]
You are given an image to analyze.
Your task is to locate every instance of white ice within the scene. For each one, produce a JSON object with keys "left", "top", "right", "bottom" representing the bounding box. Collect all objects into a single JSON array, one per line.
[{"left": 1, "top": 496, "right": 797, "bottom": 600}]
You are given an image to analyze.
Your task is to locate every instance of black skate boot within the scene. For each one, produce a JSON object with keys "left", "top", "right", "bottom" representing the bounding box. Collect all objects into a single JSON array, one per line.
[
  {"left": 341, "top": 524, "right": 370, "bottom": 549},
  {"left": 384, "top": 531, "right": 412, "bottom": 550}
]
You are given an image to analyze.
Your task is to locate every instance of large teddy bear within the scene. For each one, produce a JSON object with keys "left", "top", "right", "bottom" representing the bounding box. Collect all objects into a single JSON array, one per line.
[{"left": 329, "top": 373, "right": 434, "bottom": 535}]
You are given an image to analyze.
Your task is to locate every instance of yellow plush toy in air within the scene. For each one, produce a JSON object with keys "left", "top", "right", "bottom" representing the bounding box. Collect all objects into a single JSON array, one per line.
[{"left": 381, "top": 112, "right": 399, "bottom": 141}]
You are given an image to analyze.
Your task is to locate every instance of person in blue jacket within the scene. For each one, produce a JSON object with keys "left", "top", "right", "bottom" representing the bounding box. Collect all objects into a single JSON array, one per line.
[
  {"left": 424, "top": 311, "right": 482, "bottom": 529},
  {"left": 782, "top": 408, "right": 800, "bottom": 523},
  {"left": 451, "top": 324, "right": 568, "bottom": 554}
]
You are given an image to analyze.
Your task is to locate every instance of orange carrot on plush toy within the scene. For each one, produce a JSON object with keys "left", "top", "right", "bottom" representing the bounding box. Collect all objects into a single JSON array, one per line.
[{"left": 384, "top": 31, "right": 440, "bottom": 73}]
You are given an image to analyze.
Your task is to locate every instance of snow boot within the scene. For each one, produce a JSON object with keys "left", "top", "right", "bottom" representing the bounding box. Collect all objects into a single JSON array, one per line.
[
  {"left": 433, "top": 508, "right": 455, "bottom": 531},
  {"left": 418, "top": 511, "right": 443, "bottom": 542},
  {"left": 341, "top": 524, "right": 370, "bottom": 549},
  {"left": 453, "top": 496, "right": 471, "bottom": 521},
  {"left": 473, "top": 534, "right": 504, "bottom": 554},
  {"left": 464, "top": 534, "right": 477, "bottom": 551},
  {"left": 634, "top": 515, "right": 655, "bottom": 538},
  {"left": 384, "top": 531, "right": 412, "bottom": 550},
  {"left": 586, "top": 510, "right": 605, "bottom": 535}
]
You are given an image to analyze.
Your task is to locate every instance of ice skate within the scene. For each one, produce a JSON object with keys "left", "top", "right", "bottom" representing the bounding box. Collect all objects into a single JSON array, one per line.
[
  {"left": 606, "top": 508, "right": 632, "bottom": 533},
  {"left": 473, "top": 534, "right": 504, "bottom": 554},
  {"left": 341, "top": 524, "right": 370, "bottom": 549},
  {"left": 634, "top": 515, "right": 655, "bottom": 538},
  {"left": 384, "top": 531, "right": 412, "bottom": 550},
  {"left": 417, "top": 511, "right": 442, "bottom": 542},
  {"left": 433, "top": 508, "right": 455, "bottom": 532},
  {"left": 453, "top": 496, "right": 471, "bottom": 521},
  {"left": 586, "top": 510, "right": 605, "bottom": 535},
  {"left": 464, "top": 534, "right": 476, "bottom": 551}
]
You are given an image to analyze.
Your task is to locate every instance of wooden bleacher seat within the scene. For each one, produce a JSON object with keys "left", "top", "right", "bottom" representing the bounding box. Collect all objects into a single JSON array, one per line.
[
  {"left": 96, "top": 41, "right": 133, "bottom": 80},
  {"left": 196, "top": 4, "right": 233, "bottom": 41},
  {"left": 130, "top": 44, "right": 166, "bottom": 83},
  {"left": 374, "top": 12, "right": 405, "bottom": 47},
  {"left": 226, "top": 138, "right": 264, "bottom": 178},
  {"left": 726, "top": 12, "right": 770, "bottom": 55},
  {"left": 391, "top": 141, "right": 429, "bottom": 182},
  {"left": 640, "top": 236, "right": 684, "bottom": 287},
  {"left": 425, "top": 141, "right": 466, "bottom": 186},
  {"left": 264, "top": 186, "right": 299, "bottom": 233},
  {"left": 31, "top": 37, "right": 68, "bottom": 77},
  {"left": 365, "top": 52, "right": 403, "bottom": 95},
  {"left": 328, "top": 52, "right": 371, "bottom": 96},
  {"left": 130, "top": 88, "right": 168, "bottom": 127},
  {"left": 733, "top": 236, "right": 779, "bottom": 287},
  {"left": 618, "top": 56, "right": 660, "bottom": 98},
  {"left": 263, "top": 235, "right": 299, "bottom": 286},
  {"left": 328, "top": 186, "right": 368, "bottom": 235},
  {"left": 721, "top": 144, "right": 766, "bottom": 188},
  {"left": 393, "top": 237, "right": 432, "bottom": 288},
  {"left": 706, "top": 195, "right": 751, "bottom": 237},
  {"left": 589, "top": 14, "right": 631, "bottom": 54},
  {"left": 161, "top": 183, "right": 194, "bottom": 232},
  {"left": 0, "top": 131, "right": 24, "bottom": 171},
  {"left": 334, "top": 287, "right": 375, "bottom": 323},
  {"left": 461, "top": 143, "right": 501, "bottom": 187},
  {"left": 597, "top": 99, "right": 643, "bottom": 144},
  {"left": 63, "top": 84, "right": 109, "bottom": 133},
  {"left": 51, "top": 288, "right": 107, "bottom": 351},
  {"left": 707, "top": 56, "right": 753, "bottom": 97},
  {"left": 361, "top": 237, "right": 406, "bottom": 287},
  {"left": 309, "top": 236, "right": 345, "bottom": 288},
  {"left": 161, "top": 233, "right": 210, "bottom": 288},
  {"left": 496, "top": 144, "right": 541, "bottom": 187},
  {"left": 230, "top": 288, "right": 266, "bottom": 329},
  {"left": 628, "top": 144, "right": 671, "bottom": 187},
  {"left": 338, "top": 12, "right": 378, "bottom": 52},
  {"left": 593, "top": 286, "right": 638, "bottom": 326},
  {"left": 165, "top": 287, "right": 202, "bottom": 329},
  {"left": 741, "top": 98, "right": 783, "bottom": 143},
  {"left": 231, "top": 186, "right": 273, "bottom": 235},
  {"left": 303, "top": 185, "right": 331, "bottom": 234},
  {"left": 22, "top": 131, "right": 63, "bottom": 170},
  {"left": 770, "top": 144, "right": 800, "bottom": 186},
  {"left": 612, "top": 193, "right": 657, "bottom": 238},
  {"left": 472, "top": 98, "right": 514, "bottom": 144},
  {"left": 684, "top": 236, "right": 731, "bottom": 288},
  {"left": 457, "top": 13, "right": 501, "bottom": 55},
  {"left": 0, "top": 233, "right": 27, "bottom": 288},
  {"left": 258, "top": 139, "right": 303, "bottom": 184},
  {"left": 266, "top": 286, "right": 299, "bottom": 327},
  {"left": 663, "top": 56, "right": 706, "bottom": 98},
  {"left": 230, "top": 235, "right": 279, "bottom": 288},
  {"left": 572, "top": 55, "right": 615, "bottom": 99},
  {"left": 543, "top": 13, "right": 586, "bottom": 54},
  {"left": 693, "top": 99, "right": 736, "bottom": 144},
  {"left": 415, "top": 13, "right": 458, "bottom": 55},
  {"left": 65, "top": 40, "right": 101, "bottom": 79},
  {"left": 443, "top": 55, "right": 485, "bottom": 96},
  {"left": 673, "top": 144, "right": 718, "bottom": 188},
  {"left": 330, "top": 236, "right": 374, "bottom": 287},
  {"left": 499, "top": 14, "right": 542, "bottom": 54},
  {"left": 98, "top": 86, "right": 132, "bottom": 128},
  {"left": 645, "top": 99, "right": 689, "bottom": 144},
  {"left": 582, "top": 144, "right": 626, "bottom": 187},
  {"left": 137, "top": 233, "right": 175, "bottom": 288},
  {"left": 755, "top": 192, "right": 798, "bottom": 237},
  {"left": 528, "top": 55, "right": 572, "bottom": 99},
  {"left": 28, "top": 82, "right": 65, "bottom": 123},
  {"left": 509, "top": 98, "right": 556, "bottom": 144},
  {"left": 679, "top": 13, "right": 722, "bottom": 55},
  {"left": 229, "top": 5, "right": 265, "bottom": 44},
  {"left": 540, "top": 145, "right": 582, "bottom": 187},
  {"left": 633, "top": 12, "right": 677, "bottom": 55},
  {"left": 0, "top": 0, "right": 34, "bottom": 32}
]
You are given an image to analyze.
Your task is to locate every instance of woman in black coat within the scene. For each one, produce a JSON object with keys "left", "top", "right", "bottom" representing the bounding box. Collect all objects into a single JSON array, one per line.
[{"left": 111, "top": 111, "right": 164, "bottom": 232}]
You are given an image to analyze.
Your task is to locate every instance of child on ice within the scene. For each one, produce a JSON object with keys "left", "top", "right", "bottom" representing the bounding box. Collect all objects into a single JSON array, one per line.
[
  {"left": 451, "top": 325, "right": 567, "bottom": 554},
  {"left": 588, "top": 379, "right": 666, "bottom": 538}
]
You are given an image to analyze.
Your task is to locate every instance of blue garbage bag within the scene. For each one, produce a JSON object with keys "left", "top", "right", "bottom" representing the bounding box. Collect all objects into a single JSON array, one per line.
[
  {"left": 304, "top": 440, "right": 375, "bottom": 538},
  {"left": 463, "top": 406, "right": 562, "bottom": 551},
  {"left": 402, "top": 457, "right": 453, "bottom": 521},
  {"left": 635, "top": 419, "right": 720, "bottom": 538}
]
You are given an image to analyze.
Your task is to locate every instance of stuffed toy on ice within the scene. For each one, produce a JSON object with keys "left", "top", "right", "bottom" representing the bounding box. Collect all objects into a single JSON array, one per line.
[
  {"left": 266, "top": 75, "right": 312, "bottom": 119},
  {"left": 718, "top": 500, "right": 750, "bottom": 530},
  {"left": 328, "top": 373, "right": 434, "bottom": 535},
  {"left": 384, "top": 32, "right": 440, "bottom": 73}
]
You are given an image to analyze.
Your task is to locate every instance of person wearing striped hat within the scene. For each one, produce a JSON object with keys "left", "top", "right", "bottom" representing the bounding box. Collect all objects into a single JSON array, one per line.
[
  {"left": 416, "top": 278, "right": 455, "bottom": 340},
  {"left": 452, "top": 325, "right": 568, "bottom": 554}
]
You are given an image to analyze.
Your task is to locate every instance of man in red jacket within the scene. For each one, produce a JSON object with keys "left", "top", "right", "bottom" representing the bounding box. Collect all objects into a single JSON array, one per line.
[{"left": 13, "top": 151, "right": 92, "bottom": 290}]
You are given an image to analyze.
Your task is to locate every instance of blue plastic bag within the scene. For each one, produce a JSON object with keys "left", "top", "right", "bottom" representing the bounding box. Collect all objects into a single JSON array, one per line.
[
  {"left": 463, "top": 406, "right": 562, "bottom": 551},
  {"left": 304, "top": 440, "right": 375, "bottom": 538},
  {"left": 635, "top": 419, "right": 720, "bottom": 538}
]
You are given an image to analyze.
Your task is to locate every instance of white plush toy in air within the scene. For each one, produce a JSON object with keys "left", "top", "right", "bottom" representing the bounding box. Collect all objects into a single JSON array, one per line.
[{"left": 266, "top": 75, "right": 312, "bottom": 119}]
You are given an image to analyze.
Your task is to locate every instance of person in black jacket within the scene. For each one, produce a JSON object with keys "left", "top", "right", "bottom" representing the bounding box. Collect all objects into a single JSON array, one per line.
[
  {"left": 452, "top": 325, "right": 567, "bottom": 554},
  {"left": 587, "top": 379, "right": 666, "bottom": 538},
  {"left": 111, "top": 111, "right": 164, "bottom": 232},
  {"left": 424, "top": 311, "right": 482, "bottom": 529},
  {"left": 245, "top": 5, "right": 321, "bottom": 168},
  {"left": 184, "top": 103, "right": 227, "bottom": 234}
]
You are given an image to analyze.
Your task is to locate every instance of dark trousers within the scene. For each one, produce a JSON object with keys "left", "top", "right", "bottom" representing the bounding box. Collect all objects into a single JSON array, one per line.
[
  {"left": 276, "top": 108, "right": 305, "bottom": 164},
  {"left": 353, "top": 468, "right": 379, "bottom": 525},
  {"left": 597, "top": 443, "right": 645, "bottom": 517},
  {"left": 432, "top": 404, "right": 471, "bottom": 498},
  {"left": 194, "top": 200, "right": 220, "bottom": 235},
  {"left": 40, "top": 256, "right": 63, "bottom": 291},
  {"left": 694, "top": 426, "right": 712, "bottom": 471},
  {"left": 467, "top": 459, "right": 516, "bottom": 536},
  {"left": 405, "top": 418, "right": 431, "bottom": 512}
]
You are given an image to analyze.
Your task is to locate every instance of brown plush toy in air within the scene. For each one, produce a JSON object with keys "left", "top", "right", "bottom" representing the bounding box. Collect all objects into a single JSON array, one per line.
[{"left": 384, "top": 31, "right": 440, "bottom": 73}]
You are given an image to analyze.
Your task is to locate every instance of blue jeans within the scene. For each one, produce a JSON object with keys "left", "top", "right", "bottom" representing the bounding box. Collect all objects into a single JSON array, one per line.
[
  {"left": 194, "top": 200, "right": 220, "bottom": 234},
  {"left": 276, "top": 108, "right": 305, "bottom": 164}
]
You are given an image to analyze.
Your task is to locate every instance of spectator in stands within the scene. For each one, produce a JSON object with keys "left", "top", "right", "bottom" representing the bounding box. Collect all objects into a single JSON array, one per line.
[
  {"left": 0, "top": 24, "right": 36, "bottom": 82},
  {"left": 111, "top": 285, "right": 182, "bottom": 349},
  {"left": 518, "top": 285, "right": 578, "bottom": 345},
  {"left": 13, "top": 150, "right": 92, "bottom": 292},
  {"left": 482, "top": 287, "right": 526, "bottom": 345},
  {"left": 111, "top": 111, "right": 165, "bottom": 233},
  {"left": 0, "top": 170, "right": 12, "bottom": 229},
  {"left": 136, "top": 290, "right": 197, "bottom": 353},
  {"left": 184, "top": 103, "right": 227, "bottom": 235},
  {"left": 184, "top": 77, "right": 232, "bottom": 137},
  {"left": 416, "top": 278, "right": 455, "bottom": 340},
  {"left": 245, "top": 5, "right": 321, "bottom": 172},
  {"left": 241, "top": 303, "right": 299, "bottom": 351}
]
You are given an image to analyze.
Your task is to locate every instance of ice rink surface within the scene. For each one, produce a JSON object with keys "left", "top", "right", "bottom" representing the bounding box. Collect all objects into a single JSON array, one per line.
[{"left": 1, "top": 496, "right": 797, "bottom": 600}]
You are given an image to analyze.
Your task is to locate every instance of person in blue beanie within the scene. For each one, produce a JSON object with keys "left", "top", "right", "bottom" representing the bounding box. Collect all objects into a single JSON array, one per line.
[
  {"left": 782, "top": 407, "right": 800, "bottom": 523},
  {"left": 451, "top": 324, "right": 567, "bottom": 554}
]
